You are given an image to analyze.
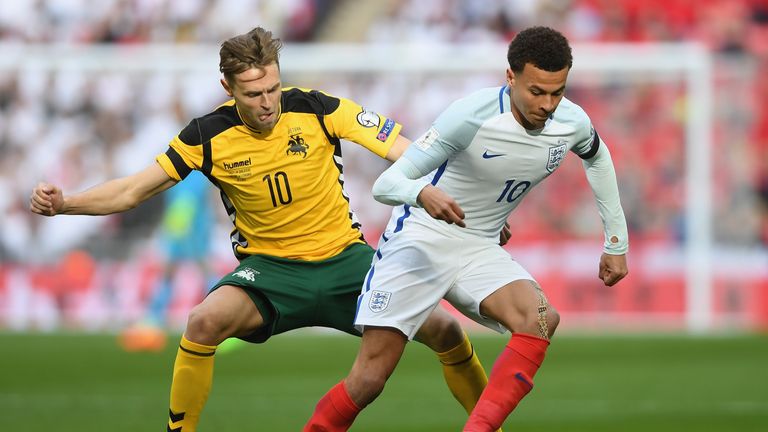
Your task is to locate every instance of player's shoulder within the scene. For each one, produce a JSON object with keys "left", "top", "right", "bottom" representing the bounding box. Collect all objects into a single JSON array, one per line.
[
  {"left": 178, "top": 100, "right": 241, "bottom": 146},
  {"left": 552, "top": 97, "right": 591, "bottom": 129},
  {"left": 281, "top": 87, "right": 342, "bottom": 115}
]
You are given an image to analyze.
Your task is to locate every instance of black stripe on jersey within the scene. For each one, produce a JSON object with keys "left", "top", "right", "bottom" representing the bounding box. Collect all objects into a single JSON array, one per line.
[
  {"left": 317, "top": 114, "right": 340, "bottom": 147},
  {"left": 330, "top": 140, "right": 365, "bottom": 241},
  {"left": 164, "top": 147, "right": 192, "bottom": 180},
  {"left": 201, "top": 139, "right": 213, "bottom": 176},
  {"left": 230, "top": 228, "right": 248, "bottom": 261},
  {"left": 178, "top": 104, "right": 241, "bottom": 146},
  {"left": 197, "top": 138, "right": 222, "bottom": 189},
  {"left": 219, "top": 190, "right": 248, "bottom": 260},
  {"left": 281, "top": 88, "right": 341, "bottom": 115},
  {"left": 578, "top": 130, "right": 601, "bottom": 160}
]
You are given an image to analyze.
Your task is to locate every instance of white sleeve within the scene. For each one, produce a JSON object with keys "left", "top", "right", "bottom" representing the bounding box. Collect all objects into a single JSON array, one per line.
[
  {"left": 371, "top": 157, "right": 432, "bottom": 206},
  {"left": 372, "top": 126, "right": 460, "bottom": 207},
  {"left": 582, "top": 140, "right": 629, "bottom": 255}
]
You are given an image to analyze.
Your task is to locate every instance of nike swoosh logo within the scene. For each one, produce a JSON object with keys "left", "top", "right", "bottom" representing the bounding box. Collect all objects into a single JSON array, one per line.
[
  {"left": 514, "top": 372, "right": 533, "bottom": 389},
  {"left": 482, "top": 150, "right": 505, "bottom": 159}
]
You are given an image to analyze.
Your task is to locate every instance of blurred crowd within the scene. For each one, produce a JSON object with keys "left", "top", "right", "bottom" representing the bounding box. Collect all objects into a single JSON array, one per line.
[
  {"left": 0, "top": 0, "right": 327, "bottom": 43},
  {"left": 1, "top": 0, "right": 767, "bottom": 330}
]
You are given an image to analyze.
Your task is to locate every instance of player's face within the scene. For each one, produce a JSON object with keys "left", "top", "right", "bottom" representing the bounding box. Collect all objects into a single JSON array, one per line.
[
  {"left": 221, "top": 62, "right": 282, "bottom": 131},
  {"left": 507, "top": 63, "right": 569, "bottom": 130}
]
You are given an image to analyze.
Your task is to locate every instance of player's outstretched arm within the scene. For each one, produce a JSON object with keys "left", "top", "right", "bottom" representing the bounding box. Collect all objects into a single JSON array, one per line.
[
  {"left": 580, "top": 139, "right": 629, "bottom": 286},
  {"left": 29, "top": 162, "right": 177, "bottom": 217},
  {"left": 383, "top": 135, "right": 412, "bottom": 162}
]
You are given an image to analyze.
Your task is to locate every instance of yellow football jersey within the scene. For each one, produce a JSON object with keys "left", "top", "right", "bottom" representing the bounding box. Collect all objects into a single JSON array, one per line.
[{"left": 156, "top": 87, "right": 402, "bottom": 261}]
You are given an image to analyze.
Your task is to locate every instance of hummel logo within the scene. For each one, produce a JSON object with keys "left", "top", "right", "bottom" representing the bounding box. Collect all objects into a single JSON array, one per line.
[
  {"left": 482, "top": 150, "right": 505, "bottom": 159},
  {"left": 223, "top": 157, "right": 252, "bottom": 170}
]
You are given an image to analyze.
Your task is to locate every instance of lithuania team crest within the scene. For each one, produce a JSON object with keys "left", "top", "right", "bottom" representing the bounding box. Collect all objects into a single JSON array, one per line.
[
  {"left": 546, "top": 141, "right": 567, "bottom": 173},
  {"left": 286, "top": 134, "right": 309, "bottom": 158}
]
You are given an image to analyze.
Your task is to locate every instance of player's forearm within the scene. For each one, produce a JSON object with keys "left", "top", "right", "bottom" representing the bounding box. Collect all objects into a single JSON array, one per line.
[
  {"left": 373, "top": 157, "right": 430, "bottom": 206},
  {"left": 582, "top": 144, "right": 628, "bottom": 254},
  {"left": 60, "top": 177, "right": 140, "bottom": 215}
]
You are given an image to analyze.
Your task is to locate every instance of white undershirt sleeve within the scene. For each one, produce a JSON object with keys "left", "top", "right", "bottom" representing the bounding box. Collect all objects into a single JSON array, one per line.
[
  {"left": 582, "top": 141, "right": 629, "bottom": 255},
  {"left": 371, "top": 157, "right": 432, "bottom": 206},
  {"left": 372, "top": 131, "right": 457, "bottom": 207}
]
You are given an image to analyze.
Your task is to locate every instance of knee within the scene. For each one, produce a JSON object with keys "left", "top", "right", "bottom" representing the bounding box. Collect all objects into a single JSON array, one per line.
[
  {"left": 507, "top": 302, "right": 560, "bottom": 340},
  {"left": 415, "top": 312, "right": 464, "bottom": 352},
  {"left": 352, "top": 372, "right": 389, "bottom": 406},
  {"left": 185, "top": 305, "right": 231, "bottom": 345}
]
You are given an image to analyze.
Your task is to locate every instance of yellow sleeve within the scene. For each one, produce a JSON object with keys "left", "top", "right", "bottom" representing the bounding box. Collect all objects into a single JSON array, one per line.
[
  {"left": 155, "top": 135, "right": 202, "bottom": 181},
  {"left": 323, "top": 96, "right": 402, "bottom": 158}
]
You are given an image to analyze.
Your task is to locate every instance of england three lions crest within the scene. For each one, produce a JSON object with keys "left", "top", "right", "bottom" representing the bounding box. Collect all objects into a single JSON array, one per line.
[
  {"left": 369, "top": 290, "right": 392, "bottom": 313},
  {"left": 546, "top": 142, "right": 567, "bottom": 173}
]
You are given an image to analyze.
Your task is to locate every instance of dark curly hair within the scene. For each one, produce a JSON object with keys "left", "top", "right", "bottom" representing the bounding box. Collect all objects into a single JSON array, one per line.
[{"left": 507, "top": 26, "right": 572, "bottom": 73}]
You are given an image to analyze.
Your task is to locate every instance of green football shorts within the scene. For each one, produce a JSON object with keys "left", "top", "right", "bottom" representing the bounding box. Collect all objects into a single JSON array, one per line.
[{"left": 210, "top": 242, "right": 373, "bottom": 343}]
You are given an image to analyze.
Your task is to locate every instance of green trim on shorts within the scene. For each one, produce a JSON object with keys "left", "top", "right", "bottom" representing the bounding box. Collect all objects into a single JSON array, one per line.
[{"left": 209, "top": 242, "right": 373, "bottom": 343}]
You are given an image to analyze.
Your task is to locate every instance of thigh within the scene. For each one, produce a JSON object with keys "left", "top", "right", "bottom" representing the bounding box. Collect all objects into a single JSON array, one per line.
[
  {"left": 186, "top": 285, "right": 264, "bottom": 345},
  {"left": 212, "top": 243, "right": 377, "bottom": 342},
  {"left": 478, "top": 278, "right": 551, "bottom": 337},
  {"left": 208, "top": 256, "right": 280, "bottom": 343},
  {"left": 354, "top": 231, "right": 458, "bottom": 339},
  {"left": 445, "top": 243, "right": 537, "bottom": 333},
  {"left": 310, "top": 242, "right": 376, "bottom": 336}
]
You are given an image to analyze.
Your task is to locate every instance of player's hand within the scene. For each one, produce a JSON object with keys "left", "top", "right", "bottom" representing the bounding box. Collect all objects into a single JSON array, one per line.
[
  {"left": 29, "top": 182, "right": 64, "bottom": 216},
  {"left": 499, "top": 221, "right": 511, "bottom": 246},
  {"left": 598, "top": 253, "right": 628, "bottom": 286},
  {"left": 417, "top": 185, "right": 466, "bottom": 228}
]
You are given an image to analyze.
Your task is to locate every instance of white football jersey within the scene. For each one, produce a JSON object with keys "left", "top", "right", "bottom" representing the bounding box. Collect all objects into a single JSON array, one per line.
[{"left": 384, "top": 86, "right": 599, "bottom": 240}]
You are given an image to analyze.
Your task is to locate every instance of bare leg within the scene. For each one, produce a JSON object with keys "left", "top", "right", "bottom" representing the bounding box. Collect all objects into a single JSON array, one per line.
[
  {"left": 168, "top": 285, "right": 266, "bottom": 432},
  {"left": 415, "top": 305, "right": 494, "bottom": 425},
  {"left": 464, "top": 280, "right": 560, "bottom": 432},
  {"left": 303, "top": 327, "right": 407, "bottom": 432}
]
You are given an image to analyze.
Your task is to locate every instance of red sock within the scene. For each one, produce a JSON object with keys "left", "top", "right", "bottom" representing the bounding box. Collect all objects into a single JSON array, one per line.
[
  {"left": 463, "top": 333, "right": 550, "bottom": 432},
  {"left": 303, "top": 381, "right": 361, "bottom": 432}
]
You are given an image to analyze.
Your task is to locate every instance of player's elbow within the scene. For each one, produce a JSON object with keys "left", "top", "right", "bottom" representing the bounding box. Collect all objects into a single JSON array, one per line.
[
  {"left": 119, "top": 187, "right": 145, "bottom": 211},
  {"left": 371, "top": 175, "right": 396, "bottom": 205}
]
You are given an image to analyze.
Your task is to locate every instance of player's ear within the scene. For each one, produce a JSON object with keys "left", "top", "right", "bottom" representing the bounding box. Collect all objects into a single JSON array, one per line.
[
  {"left": 220, "top": 78, "right": 234, "bottom": 97},
  {"left": 506, "top": 68, "right": 516, "bottom": 88}
]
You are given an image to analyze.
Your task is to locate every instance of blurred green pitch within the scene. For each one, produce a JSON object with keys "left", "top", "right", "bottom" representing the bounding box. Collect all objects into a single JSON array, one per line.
[{"left": 1, "top": 332, "right": 766, "bottom": 431}]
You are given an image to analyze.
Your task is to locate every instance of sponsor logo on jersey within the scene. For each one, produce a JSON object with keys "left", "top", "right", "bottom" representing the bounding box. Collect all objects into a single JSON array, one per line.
[
  {"left": 415, "top": 127, "right": 439, "bottom": 151},
  {"left": 482, "top": 150, "right": 505, "bottom": 159},
  {"left": 233, "top": 267, "right": 260, "bottom": 282},
  {"left": 224, "top": 157, "right": 254, "bottom": 180},
  {"left": 223, "top": 157, "right": 252, "bottom": 170},
  {"left": 286, "top": 133, "right": 309, "bottom": 158},
  {"left": 546, "top": 141, "right": 567, "bottom": 172},
  {"left": 356, "top": 108, "right": 381, "bottom": 128},
  {"left": 369, "top": 290, "right": 392, "bottom": 313},
  {"left": 376, "top": 118, "right": 396, "bottom": 142}
]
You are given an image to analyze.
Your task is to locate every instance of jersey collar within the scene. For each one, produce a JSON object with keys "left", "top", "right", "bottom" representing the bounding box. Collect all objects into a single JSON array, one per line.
[{"left": 498, "top": 85, "right": 512, "bottom": 114}]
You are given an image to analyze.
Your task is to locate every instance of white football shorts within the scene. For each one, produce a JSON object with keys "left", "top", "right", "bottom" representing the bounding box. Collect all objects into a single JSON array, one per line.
[{"left": 354, "top": 227, "right": 536, "bottom": 339}]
